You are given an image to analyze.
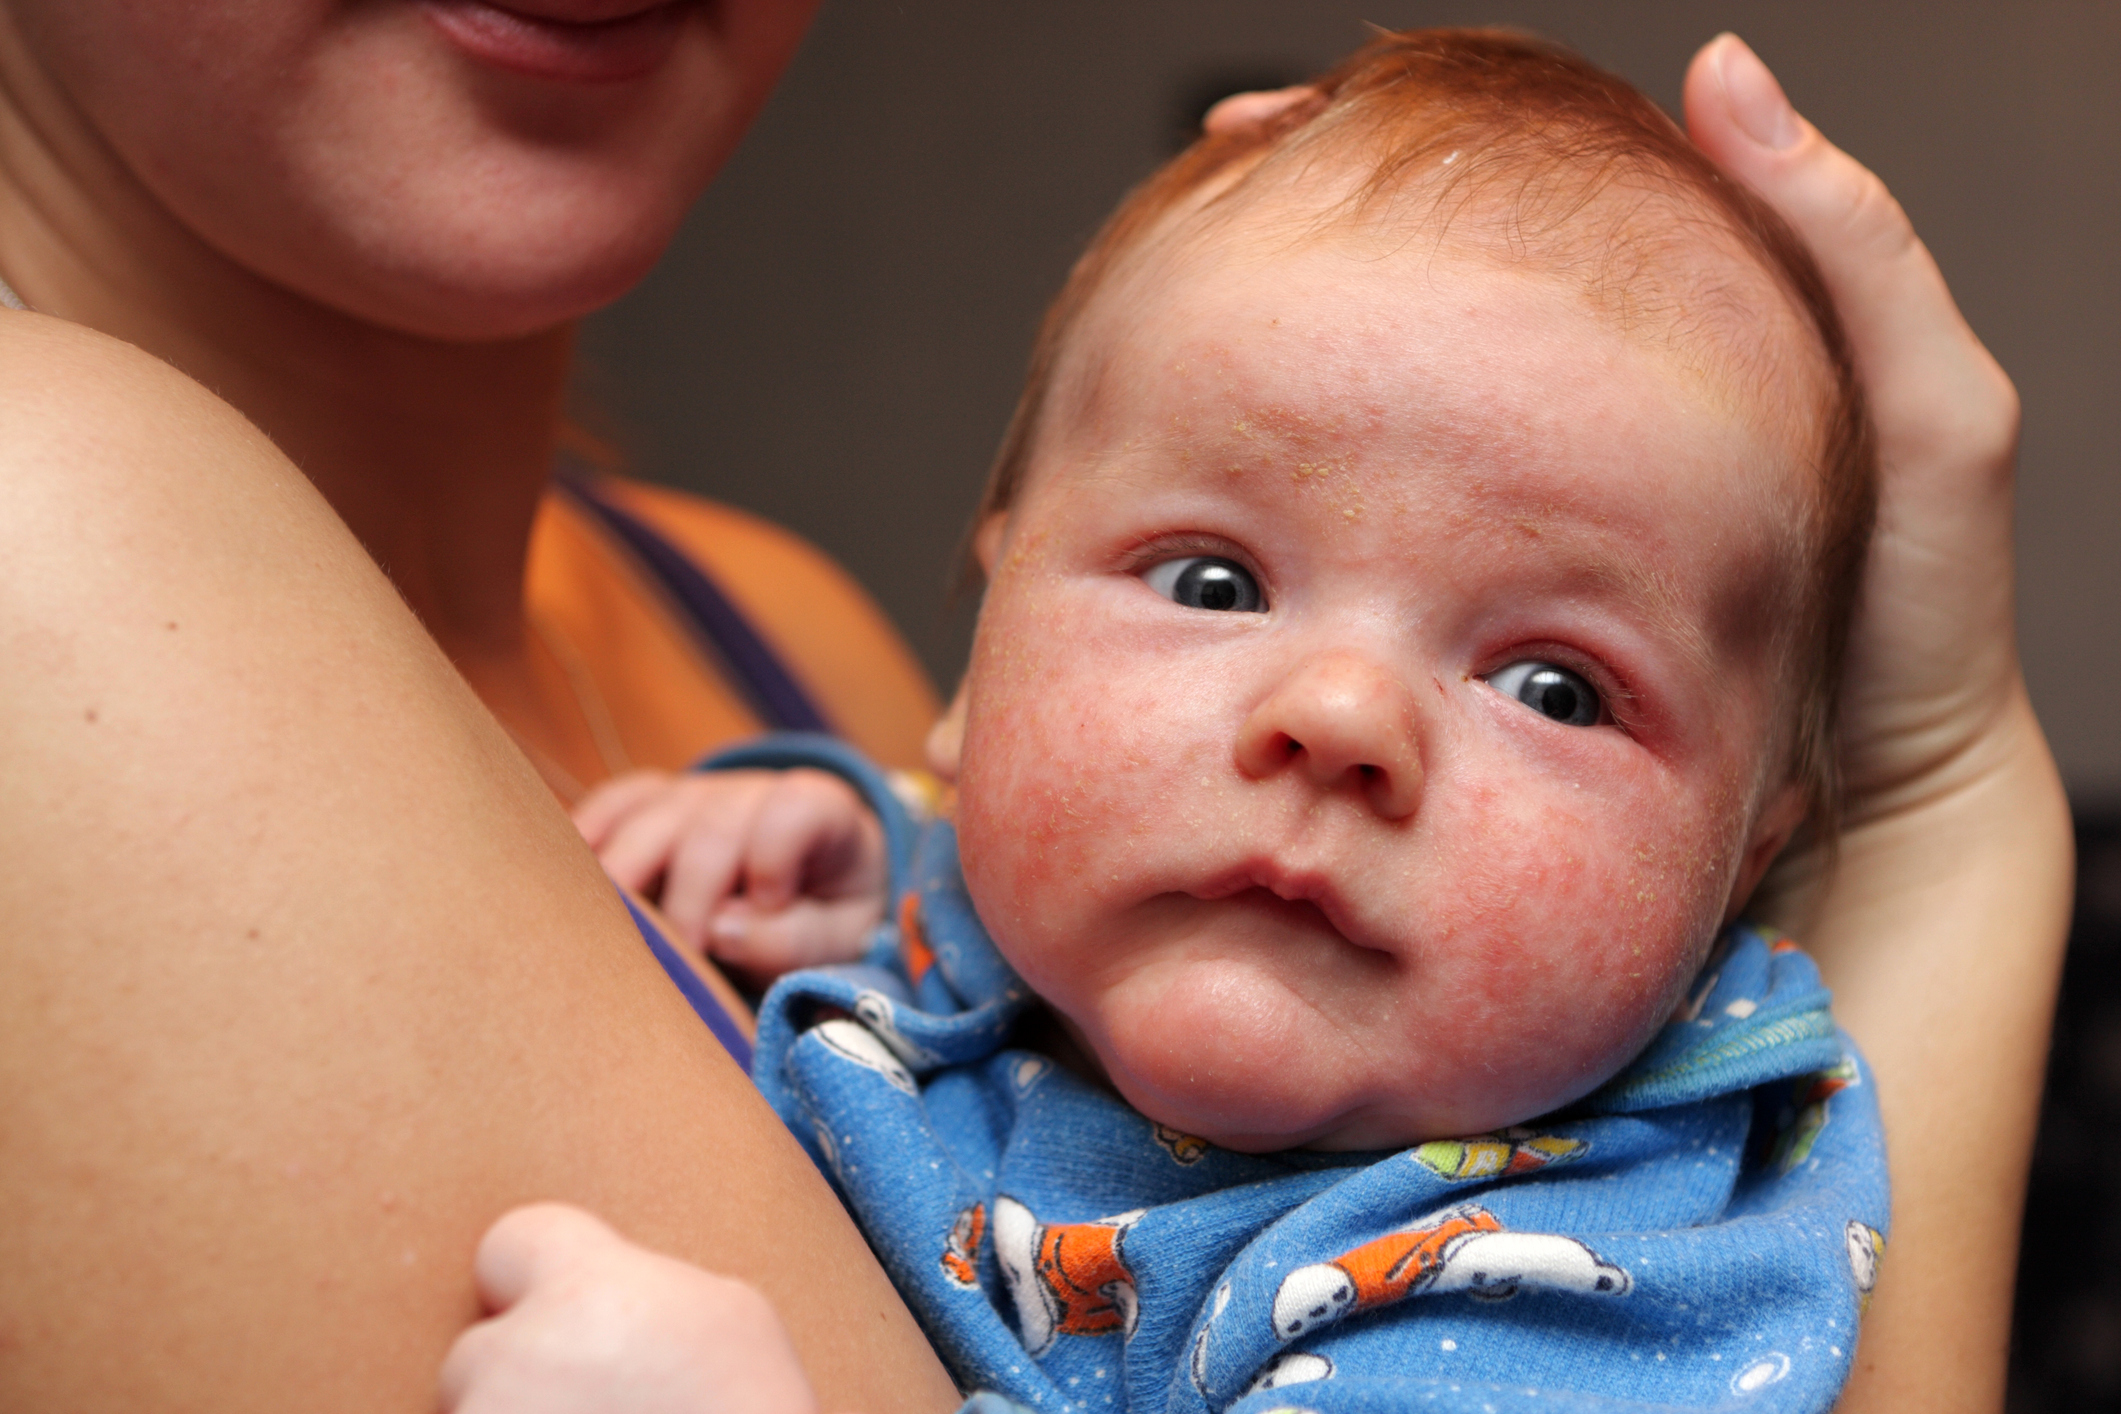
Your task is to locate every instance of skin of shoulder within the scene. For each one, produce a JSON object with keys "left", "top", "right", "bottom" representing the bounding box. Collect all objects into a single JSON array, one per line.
[
  {"left": 0, "top": 310, "right": 282, "bottom": 475},
  {"left": 0, "top": 307, "right": 960, "bottom": 1414},
  {"left": 604, "top": 477, "right": 942, "bottom": 769}
]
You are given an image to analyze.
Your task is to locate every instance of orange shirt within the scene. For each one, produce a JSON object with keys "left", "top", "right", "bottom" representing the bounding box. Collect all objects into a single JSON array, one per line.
[{"left": 518, "top": 476, "right": 940, "bottom": 802}]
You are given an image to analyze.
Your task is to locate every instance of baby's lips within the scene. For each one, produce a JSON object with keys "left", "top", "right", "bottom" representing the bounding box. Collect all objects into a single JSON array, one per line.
[{"left": 1192, "top": 857, "right": 1409, "bottom": 959}]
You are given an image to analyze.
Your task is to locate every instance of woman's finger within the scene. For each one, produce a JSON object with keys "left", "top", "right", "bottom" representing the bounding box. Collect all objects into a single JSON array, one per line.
[
  {"left": 1684, "top": 33, "right": 2025, "bottom": 809},
  {"left": 1201, "top": 84, "right": 1320, "bottom": 136}
]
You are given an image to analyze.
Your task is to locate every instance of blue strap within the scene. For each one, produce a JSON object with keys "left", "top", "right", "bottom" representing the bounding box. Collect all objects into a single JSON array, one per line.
[
  {"left": 623, "top": 892, "right": 754, "bottom": 1071},
  {"left": 557, "top": 471, "right": 834, "bottom": 735}
]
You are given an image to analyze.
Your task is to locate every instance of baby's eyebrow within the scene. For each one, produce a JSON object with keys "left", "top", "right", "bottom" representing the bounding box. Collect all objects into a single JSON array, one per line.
[{"left": 1517, "top": 524, "right": 1721, "bottom": 682}]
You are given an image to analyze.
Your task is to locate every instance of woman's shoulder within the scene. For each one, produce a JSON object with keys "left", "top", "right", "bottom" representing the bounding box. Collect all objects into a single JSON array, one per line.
[
  {"left": 0, "top": 311, "right": 300, "bottom": 531},
  {"left": 560, "top": 477, "right": 942, "bottom": 769},
  {"left": 3, "top": 310, "right": 235, "bottom": 433}
]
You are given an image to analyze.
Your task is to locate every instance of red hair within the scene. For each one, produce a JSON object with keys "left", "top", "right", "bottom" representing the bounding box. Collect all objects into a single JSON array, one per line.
[{"left": 971, "top": 27, "right": 1873, "bottom": 832}]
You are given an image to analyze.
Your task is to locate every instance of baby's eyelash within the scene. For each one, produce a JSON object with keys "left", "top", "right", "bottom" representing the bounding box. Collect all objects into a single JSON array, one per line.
[
  {"left": 1597, "top": 677, "right": 1645, "bottom": 734},
  {"left": 1116, "top": 532, "right": 1256, "bottom": 576},
  {"left": 1483, "top": 645, "right": 1644, "bottom": 736}
]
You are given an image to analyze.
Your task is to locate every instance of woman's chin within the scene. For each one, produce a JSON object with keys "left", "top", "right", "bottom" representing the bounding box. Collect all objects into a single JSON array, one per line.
[
  {"left": 368, "top": 254, "right": 663, "bottom": 342},
  {"left": 265, "top": 203, "right": 683, "bottom": 342}
]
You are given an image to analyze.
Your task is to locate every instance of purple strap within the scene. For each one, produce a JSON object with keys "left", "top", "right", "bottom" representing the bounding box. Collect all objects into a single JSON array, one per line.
[
  {"left": 624, "top": 892, "right": 754, "bottom": 1071},
  {"left": 558, "top": 472, "right": 834, "bottom": 736}
]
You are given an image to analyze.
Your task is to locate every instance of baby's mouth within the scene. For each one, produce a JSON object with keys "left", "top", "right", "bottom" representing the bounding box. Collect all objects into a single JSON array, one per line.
[{"left": 1193, "top": 863, "right": 1396, "bottom": 957}]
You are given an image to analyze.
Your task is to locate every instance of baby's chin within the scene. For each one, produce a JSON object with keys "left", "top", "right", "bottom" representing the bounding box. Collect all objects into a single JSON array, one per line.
[
  {"left": 1103, "top": 1044, "right": 1610, "bottom": 1155},
  {"left": 1101, "top": 1053, "right": 1525, "bottom": 1155},
  {"left": 1076, "top": 980, "right": 1572, "bottom": 1156},
  {"left": 1068, "top": 949, "right": 1670, "bottom": 1154}
]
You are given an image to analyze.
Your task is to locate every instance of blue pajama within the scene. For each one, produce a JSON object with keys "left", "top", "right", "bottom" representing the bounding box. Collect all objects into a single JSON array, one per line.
[{"left": 712, "top": 736, "right": 1890, "bottom": 1414}]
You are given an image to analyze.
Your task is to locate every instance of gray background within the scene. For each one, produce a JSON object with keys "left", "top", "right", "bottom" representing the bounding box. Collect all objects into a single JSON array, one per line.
[{"left": 580, "top": 0, "right": 2121, "bottom": 804}]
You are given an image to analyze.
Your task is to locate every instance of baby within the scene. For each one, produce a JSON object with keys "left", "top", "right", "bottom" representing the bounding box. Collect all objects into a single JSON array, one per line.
[{"left": 453, "top": 28, "right": 1887, "bottom": 1414}]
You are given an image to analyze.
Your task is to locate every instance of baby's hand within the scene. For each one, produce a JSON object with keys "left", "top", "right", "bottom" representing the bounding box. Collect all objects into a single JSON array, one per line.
[
  {"left": 575, "top": 767, "right": 886, "bottom": 984},
  {"left": 440, "top": 1203, "right": 822, "bottom": 1414}
]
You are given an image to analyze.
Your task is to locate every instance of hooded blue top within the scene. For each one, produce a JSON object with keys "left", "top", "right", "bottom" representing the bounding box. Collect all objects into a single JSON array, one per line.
[{"left": 718, "top": 736, "right": 1889, "bottom": 1414}]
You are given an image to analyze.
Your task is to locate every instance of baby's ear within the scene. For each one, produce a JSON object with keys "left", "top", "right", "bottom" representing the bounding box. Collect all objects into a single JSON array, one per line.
[
  {"left": 1723, "top": 783, "right": 1808, "bottom": 923},
  {"left": 925, "top": 677, "right": 969, "bottom": 784},
  {"left": 1202, "top": 85, "right": 1325, "bottom": 137},
  {"left": 973, "top": 511, "right": 1008, "bottom": 577},
  {"left": 929, "top": 514, "right": 1008, "bottom": 784}
]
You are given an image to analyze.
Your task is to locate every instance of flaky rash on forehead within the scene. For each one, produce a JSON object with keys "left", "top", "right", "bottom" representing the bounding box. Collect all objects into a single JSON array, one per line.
[
  {"left": 975, "top": 27, "right": 1874, "bottom": 836},
  {"left": 1046, "top": 209, "right": 1818, "bottom": 709},
  {"left": 1052, "top": 170, "right": 1832, "bottom": 499}
]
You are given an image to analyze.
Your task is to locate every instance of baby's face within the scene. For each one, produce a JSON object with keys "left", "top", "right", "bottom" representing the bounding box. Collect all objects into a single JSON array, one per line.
[{"left": 950, "top": 223, "right": 1815, "bottom": 1153}]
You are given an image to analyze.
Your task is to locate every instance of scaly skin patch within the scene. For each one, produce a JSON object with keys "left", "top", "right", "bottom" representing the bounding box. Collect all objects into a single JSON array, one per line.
[{"left": 953, "top": 228, "right": 1816, "bottom": 1152}]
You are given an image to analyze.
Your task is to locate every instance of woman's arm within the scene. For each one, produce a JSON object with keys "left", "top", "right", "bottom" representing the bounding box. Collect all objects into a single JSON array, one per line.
[
  {"left": 1687, "top": 36, "right": 2074, "bottom": 1413},
  {"left": 0, "top": 312, "right": 959, "bottom": 1414}
]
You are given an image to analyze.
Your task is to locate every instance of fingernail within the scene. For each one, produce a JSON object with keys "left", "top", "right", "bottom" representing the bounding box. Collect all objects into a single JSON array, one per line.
[
  {"left": 1715, "top": 34, "right": 1801, "bottom": 151},
  {"left": 711, "top": 912, "right": 748, "bottom": 945}
]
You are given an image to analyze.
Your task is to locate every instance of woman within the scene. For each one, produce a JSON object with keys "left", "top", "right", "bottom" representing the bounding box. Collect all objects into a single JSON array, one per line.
[
  {"left": 0, "top": 0, "right": 939, "bottom": 793},
  {"left": 0, "top": 4, "right": 2067, "bottom": 1410}
]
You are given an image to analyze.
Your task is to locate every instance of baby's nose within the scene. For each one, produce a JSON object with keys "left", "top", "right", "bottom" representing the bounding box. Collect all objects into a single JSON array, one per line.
[{"left": 1234, "top": 653, "right": 1424, "bottom": 820}]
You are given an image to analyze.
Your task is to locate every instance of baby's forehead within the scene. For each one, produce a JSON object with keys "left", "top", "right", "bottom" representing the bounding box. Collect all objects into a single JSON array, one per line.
[
  {"left": 1101, "top": 156, "right": 1830, "bottom": 437},
  {"left": 1028, "top": 188, "right": 1823, "bottom": 669}
]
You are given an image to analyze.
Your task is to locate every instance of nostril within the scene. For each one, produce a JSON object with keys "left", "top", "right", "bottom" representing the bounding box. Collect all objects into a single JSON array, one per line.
[{"left": 1284, "top": 737, "right": 1303, "bottom": 758}]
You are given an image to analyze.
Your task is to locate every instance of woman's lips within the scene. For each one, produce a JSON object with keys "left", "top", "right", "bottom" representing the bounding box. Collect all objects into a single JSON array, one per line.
[{"left": 420, "top": 0, "right": 693, "bottom": 84}]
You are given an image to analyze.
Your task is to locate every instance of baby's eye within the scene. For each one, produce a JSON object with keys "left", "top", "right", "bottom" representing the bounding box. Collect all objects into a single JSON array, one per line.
[
  {"left": 1142, "top": 556, "right": 1265, "bottom": 613},
  {"left": 1485, "top": 660, "right": 1603, "bottom": 727}
]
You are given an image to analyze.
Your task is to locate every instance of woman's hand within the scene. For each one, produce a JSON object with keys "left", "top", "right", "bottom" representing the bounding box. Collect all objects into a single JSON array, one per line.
[
  {"left": 1684, "top": 34, "right": 2073, "bottom": 1414},
  {"left": 576, "top": 768, "right": 888, "bottom": 986},
  {"left": 1686, "top": 34, "right": 2027, "bottom": 824},
  {"left": 441, "top": 1204, "right": 823, "bottom": 1414}
]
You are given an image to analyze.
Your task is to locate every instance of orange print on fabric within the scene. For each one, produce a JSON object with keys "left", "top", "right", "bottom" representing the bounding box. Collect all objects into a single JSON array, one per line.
[
  {"left": 1034, "top": 1220, "right": 1135, "bottom": 1337},
  {"left": 899, "top": 893, "right": 936, "bottom": 985},
  {"left": 942, "top": 1203, "right": 986, "bottom": 1287},
  {"left": 1330, "top": 1207, "right": 1504, "bottom": 1313},
  {"left": 992, "top": 1197, "right": 1143, "bottom": 1354}
]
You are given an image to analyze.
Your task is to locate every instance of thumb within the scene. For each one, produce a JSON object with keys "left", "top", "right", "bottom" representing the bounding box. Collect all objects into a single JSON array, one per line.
[{"left": 1682, "top": 33, "right": 2015, "bottom": 471}]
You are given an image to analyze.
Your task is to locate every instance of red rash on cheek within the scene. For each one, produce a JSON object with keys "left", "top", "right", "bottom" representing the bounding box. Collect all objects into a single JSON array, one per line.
[
  {"left": 955, "top": 572, "right": 1151, "bottom": 934},
  {"left": 954, "top": 542, "right": 1764, "bottom": 1144}
]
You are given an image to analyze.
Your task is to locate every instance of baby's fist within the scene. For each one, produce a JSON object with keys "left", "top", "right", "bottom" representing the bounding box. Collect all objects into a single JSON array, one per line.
[
  {"left": 575, "top": 767, "right": 887, "bottom": 984},
  {"left": 440, "top": 1203, "right": 820, "bottom": 1414}
]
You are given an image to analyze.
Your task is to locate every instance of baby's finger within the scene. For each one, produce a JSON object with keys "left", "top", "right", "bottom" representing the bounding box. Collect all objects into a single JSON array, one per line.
[
  {"left": 658, "top": 809, "right": 751, "bottom": 953},
  {"left": 435, "top": 1315, "right": 496, "bottom": 1412},
  {"left": 1682, "top": 35, "right": 2017, "bottom": 473},
  {"left": 713, "top": 895, "right": 886, "bottom": 978},
  {"left": 741, "top": 770, "right": 886, "bottom": 914},
  {"left": 570, "top": 770, "right": 677, "bottom": 850},
  {"left": 472, "top": 1203, "right": 620, "bottom": 1312},
  {"left": 592, "top": 785, "right": 729, "bottom": 892}
]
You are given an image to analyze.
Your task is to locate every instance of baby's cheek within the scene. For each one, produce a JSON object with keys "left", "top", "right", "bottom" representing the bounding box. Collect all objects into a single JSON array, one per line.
[
  {"left": 1414, "top": 775, "right": 1737, "bottom": 1116},
  {"left": 956, "top": 603, "right": 1185, "bottom": 938}
]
